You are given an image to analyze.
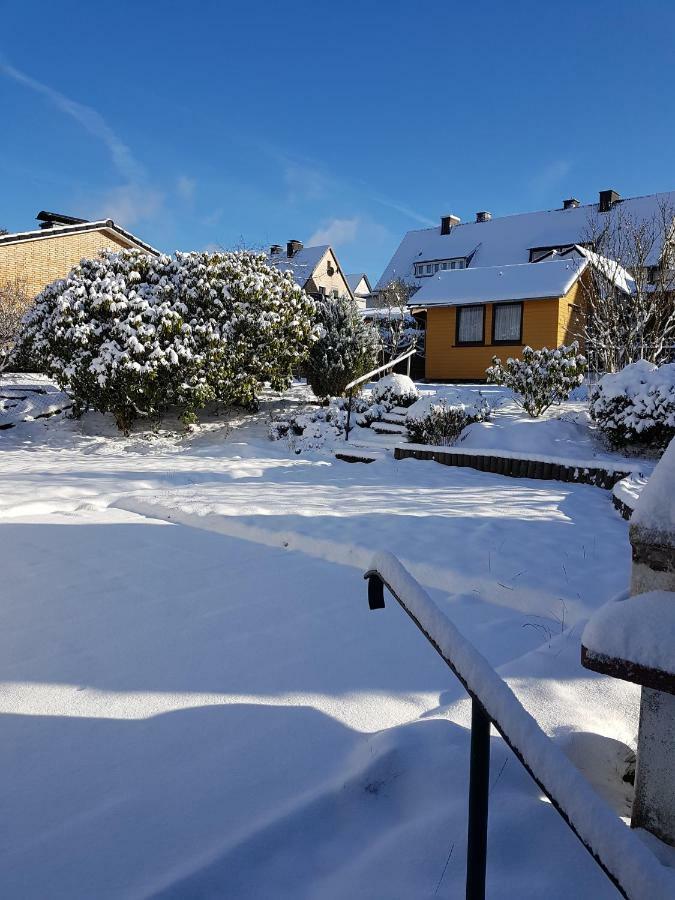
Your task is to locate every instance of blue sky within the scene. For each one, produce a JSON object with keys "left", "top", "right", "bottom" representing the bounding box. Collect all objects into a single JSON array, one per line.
[{"left": 1, "top": 0, "right": 674, "bottom": 282}]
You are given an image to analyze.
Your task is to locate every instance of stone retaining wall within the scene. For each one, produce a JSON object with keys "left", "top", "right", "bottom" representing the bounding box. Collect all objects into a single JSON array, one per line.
[{"left": 393, "top": 446, "right": 631, "bottom": 489}]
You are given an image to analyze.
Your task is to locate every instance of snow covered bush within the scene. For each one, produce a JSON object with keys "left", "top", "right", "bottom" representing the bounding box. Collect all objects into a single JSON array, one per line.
[
  {"left": 486, "top": 343, "right": 587, "bottom": 418},
  {"left": 589, "top": 360, "right": 675, "bottom": 451},
  {"left": 306, "top": 295, "right": 380, "bottom": 400},
  {"left": 269, "top": 401, "right": 346, "bottom": 452},
  {"left": 13, "top": 249, "right": 315, "bottom": 432},
  {"left": 355, "top": 401, "right": 388, "bottom": 427},
  {"left": 372, "top": 373, "right": 419, "bottom": 408},
  {"left": 406, "top": 394, "right": 490, "bottom": 446}
]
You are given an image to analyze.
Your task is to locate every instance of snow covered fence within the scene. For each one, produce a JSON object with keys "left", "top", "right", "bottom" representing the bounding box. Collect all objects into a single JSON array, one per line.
[
  {"left": 394, "top": 444, "right": 640, "bottom": 489},
  {"left": 364, "top": 550, "right": 673, "bottom": 900}
]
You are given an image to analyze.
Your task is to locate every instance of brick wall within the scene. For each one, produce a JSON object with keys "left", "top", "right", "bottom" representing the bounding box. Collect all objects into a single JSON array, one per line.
[{"left": 0, "top": 228, "right": 135, "bottom": 304}]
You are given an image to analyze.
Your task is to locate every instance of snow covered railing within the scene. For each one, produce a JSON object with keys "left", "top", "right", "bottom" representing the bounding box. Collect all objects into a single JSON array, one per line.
[
  {"left": 343, "top": 348, "right": 417, "bottom": 441},
  {"left": 364, "top": 551, "right": 673, "bottom": 900}
]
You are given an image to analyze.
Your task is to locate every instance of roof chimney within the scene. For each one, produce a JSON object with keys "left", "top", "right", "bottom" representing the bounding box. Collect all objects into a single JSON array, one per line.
[
  {"left": 440, "top": 214, "right": 460, "bottom": 235},
  {"left": 270, "top": 244, "right": 283, "bottom": 255},
  {"left": 475, "top": 211, "right": 492, "bottom": 223},
  {"left": 36, "top": 210, "right": 88, "bottom": 230},
  {"left": 599, "top": 190, "right": 620, "bottom": 213},
  {"left": 287, "top": 239, "right": 303, "bottom": 258},
  {"left": 563, "top": 198, "right": 580, "bottom": 210}
]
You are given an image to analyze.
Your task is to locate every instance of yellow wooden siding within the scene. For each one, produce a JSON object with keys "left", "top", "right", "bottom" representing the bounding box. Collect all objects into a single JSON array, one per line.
[
  {"left": 556, "top": 278, "right": 586, "bottom": 348},
  {"left": 0, "top": 229, "right": 135, "bottom": 302},
  {"left": 425, "top": 297, "right": 561, "bottom": 380}
]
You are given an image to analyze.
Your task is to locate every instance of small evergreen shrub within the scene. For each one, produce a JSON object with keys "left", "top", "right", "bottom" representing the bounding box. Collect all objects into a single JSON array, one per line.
[
  {"left": 355, "top": 402, "right": 388, "bottom": 427},
  {"left": 590, "top": 360, "right": 675, "bottom": 451},
  {"left": 486, "top": 343, "right": 587, "bottom": 417},
  {"left": 269, "top": 401, "right": 346, "bottom": 452},
  {"left": 12, "top": 249, "right": 315, "bottom": 432},
  {"left": 372, "top": 373, "right": 419, "bottom": 408},
  {"left": 406, "top": 395, "right": 490, "bottom": 445},
  {"left": 306, "top": 296, "right": 380, "bottom": 400}
]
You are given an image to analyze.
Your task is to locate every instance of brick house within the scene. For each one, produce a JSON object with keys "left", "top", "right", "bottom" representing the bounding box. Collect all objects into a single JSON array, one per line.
[
  {"left": 266, "top": 240, "right": 353, "bottom": 301},
  {"left": 0, "top": 211, "right": 159, "bottom": 304}
]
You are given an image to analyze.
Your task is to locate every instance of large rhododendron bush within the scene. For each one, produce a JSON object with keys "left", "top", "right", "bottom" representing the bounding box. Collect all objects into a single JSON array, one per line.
[{"left": 13, "top": 249, "right": 315, "bottom": 431}]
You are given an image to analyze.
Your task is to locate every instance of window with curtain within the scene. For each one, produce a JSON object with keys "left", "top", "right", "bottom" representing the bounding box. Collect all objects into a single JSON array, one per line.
[
  {"left": 456, "top": 305, "right": 484, "bottom": 344},
  {"left": 493, "top": 303, "right": 522, "bottom": 343}
]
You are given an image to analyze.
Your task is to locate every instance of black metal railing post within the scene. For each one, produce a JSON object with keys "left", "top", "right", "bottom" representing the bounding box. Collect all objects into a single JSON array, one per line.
[
  {"left": 345, "top": 390, "right": 353, "bottom": 442},
  {"left": 367, "top": 574, "right": 385, "bottom": 609},
  {"left": 466, "top": 700, "right": 491, "bottom": 900}
]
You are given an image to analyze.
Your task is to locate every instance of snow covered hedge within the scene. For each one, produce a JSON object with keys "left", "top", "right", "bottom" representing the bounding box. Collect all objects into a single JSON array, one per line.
[
  {"left": 406, "top": 394, "right": 490, "bottom": 445},
  {"left": 486, "top": 343, "right": 587, "bottom": 417},
  {"left": 590, "top": 360, "right": 675, "bottom": 451},
  {"left": 13, "top": 249, "right": 315, "bottom": 431},
  {"left": 306, "top": 295, "right": 380, "bottom": 400}
]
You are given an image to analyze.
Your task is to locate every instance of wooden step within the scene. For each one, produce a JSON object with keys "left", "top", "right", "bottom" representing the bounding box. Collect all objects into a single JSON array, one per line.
[
  {"left": 380, "top": 413, "right": 407, "bottom": 425},
  {"left": 371, "top": 422, "right": 408, "bottom": 435},
  {"left": 335, "top": 451, "right": 379, "bottom": 464}
]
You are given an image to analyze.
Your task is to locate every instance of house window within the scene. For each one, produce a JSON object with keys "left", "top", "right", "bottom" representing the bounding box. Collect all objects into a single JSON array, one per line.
[
  {"left": 456, "top": 305, "right": 485, "bottom": 345},
  {"left": 492, "top": 302, "right": 523, "bottom": 344},
  {"left": 416, "top": 258, "right": 466, "bottom": 277}
]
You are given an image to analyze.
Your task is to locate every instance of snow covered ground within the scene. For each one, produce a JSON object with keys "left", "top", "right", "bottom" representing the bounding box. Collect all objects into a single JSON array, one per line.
[{"left": 0, "top": 376, "right": 666, "bottom": 898}]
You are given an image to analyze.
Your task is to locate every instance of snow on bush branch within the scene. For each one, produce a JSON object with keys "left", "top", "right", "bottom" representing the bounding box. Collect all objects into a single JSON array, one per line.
[
  {"left": 486, "top": 343, "right": 587, "bottom": 418},
  {"left": 12, "top": 249, "right": 315, "bottom": 431},
  {"left": 590, "top": 360, "right": 675, "bottom": 451},
  {"left": 306, "top": 295, "right": 380, "bottom": 400},
  {"left": 406, "top": 392, "right": 490, "bottom": 445}
]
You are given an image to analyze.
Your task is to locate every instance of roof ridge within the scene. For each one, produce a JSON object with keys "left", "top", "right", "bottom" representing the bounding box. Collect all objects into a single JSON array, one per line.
[{"left": 400, "top": 188, "right": 675, "bottom": 235}]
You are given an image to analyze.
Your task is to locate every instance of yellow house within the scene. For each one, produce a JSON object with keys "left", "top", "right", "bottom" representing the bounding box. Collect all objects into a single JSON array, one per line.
[
  {"left": 373, "top": 188, "right": 675, "bottom": 380},
  {"left": 267, "top": 240, "right": 354, "bottom": 301},
  {"left": 0, "top": 211, "right": 159, "bottom": 304},
  {"left": 415, "top": 259, "right": 587, "bottom": 381}
]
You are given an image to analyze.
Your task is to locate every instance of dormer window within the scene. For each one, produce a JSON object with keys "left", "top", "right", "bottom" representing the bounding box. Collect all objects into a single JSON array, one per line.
[{"left": 415, "top": 258, "right": 465, "bottom": 278}]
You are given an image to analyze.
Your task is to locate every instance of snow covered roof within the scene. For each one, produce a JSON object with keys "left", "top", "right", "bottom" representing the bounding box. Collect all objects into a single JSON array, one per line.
[
  {"left": 360, "top": 306, "right": 410, "bottom": 320},
  {"left": 346, "top": 273, "right": 372, "bottom": 295},
  {"left": 0, "top": 219, "right": 160, "bottom": 256},
  {"left": 266, "top": 245, "right": 330, "bottom": 288},
  {"left": 410, "top": 258, "right": 586, "bottom": 307},
  {"left": 375, "top": 191, "right": 675, "bottom": 290},
  {"left": 574, "top": 246, "right": 636, "bottom": 294}
]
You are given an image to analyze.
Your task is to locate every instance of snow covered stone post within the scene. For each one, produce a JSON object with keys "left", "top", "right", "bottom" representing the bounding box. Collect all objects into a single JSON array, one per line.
[{"left": 582, "top": 438, "right": 675, "bottom": 846}]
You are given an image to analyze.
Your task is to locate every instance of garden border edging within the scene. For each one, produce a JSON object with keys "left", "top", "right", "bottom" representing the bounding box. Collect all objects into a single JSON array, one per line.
[{"left": 394, "top": 445, "right": 637, "bottom": 489}]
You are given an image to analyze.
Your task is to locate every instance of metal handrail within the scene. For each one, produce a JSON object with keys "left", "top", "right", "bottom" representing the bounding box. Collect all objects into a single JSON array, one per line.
[
  {"left": 344, "top": 347, "right": 417, "bottom": 393},
  {"left": 364, "top": 551, "right": 672, "bottom": 900},
  {"left": 343, "top": 347, "right": 417, "bottom": 441}
]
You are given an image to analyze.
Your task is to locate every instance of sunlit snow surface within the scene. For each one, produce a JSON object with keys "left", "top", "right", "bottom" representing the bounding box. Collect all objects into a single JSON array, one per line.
[{"left": 0, "top": 377, "right": 666, "bottom": 899}]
